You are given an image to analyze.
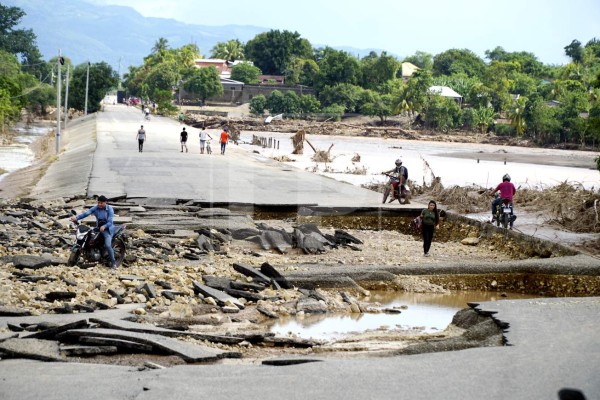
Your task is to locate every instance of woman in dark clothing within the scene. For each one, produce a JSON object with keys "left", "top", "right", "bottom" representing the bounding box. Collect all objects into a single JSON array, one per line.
[{"left": 420, "top": 200, "right": 440, "bottom": 257}]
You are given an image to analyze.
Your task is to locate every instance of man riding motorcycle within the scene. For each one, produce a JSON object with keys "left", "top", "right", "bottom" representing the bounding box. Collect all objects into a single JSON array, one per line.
[
  {"left": 490, "top": 173, "right": 516, "bottom": 227},
  {"left": 70, "top": 195, "right": 117, "bottom": 268},
  {"left": 382, "top": 159, "right": 409, "bottom": 203}
]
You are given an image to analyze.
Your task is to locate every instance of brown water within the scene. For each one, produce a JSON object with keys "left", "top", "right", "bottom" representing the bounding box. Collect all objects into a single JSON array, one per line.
[{"left": 269, "top": 290, "right": 539, "bottom": 341}]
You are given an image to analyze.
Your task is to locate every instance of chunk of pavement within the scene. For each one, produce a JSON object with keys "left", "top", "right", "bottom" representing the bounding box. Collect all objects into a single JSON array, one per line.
[
  {"left": 79, "top": 336, "right": 154, "bottom": 352},
  {"left": 58, "top": 328, "right": 236, "bottom": 362},
  {"left": 45, "top": 291, "right": 77, "bottom": 302},
  {"left": 10, "top": 255, "right": 52, "bottom": 270},
  {"left": 155, "top": 280, "right": 172, "bottom": 290},
  {"left": 143, "top": 283, "right": 157, "bottom": 299},
  {"left": 257, "top": 305, "right": 279, "bottom": 319},
  {"left": 107, "top": 289, "right": 124, "bottom": 304},
  {"left": 246, "top": 234, "right": 272, "bottom": 250},
  {"left": 7, "top": 323, "right": 24, "bottom": 332},
  {"left": 307, "top": 231, "right": 334, "bottom": 247},
  {"left": 0, "top": 338, "right": 63, "bottom": 361},
  {"left": 192, "top": 281, "right": 245, "bottom": 310},
  {"left": 225, "top": 288, "right": 265, "bottom": 302},
  {"left": 24, "top": 319, "right": 89, "bottom": 340},
  {"left": 0, "top": 306, "right": 32, "bottom": 317},
  {"left": 296, "top": 296, "right": 327, "bottom": 314},
  {"left": 259, "top": 262, "right": 292, "bottom": 289},
  {"left": 294, "top": 223, "right": 325, "bottom": 236},
  {"left": 202, "top": 275, "right": 233, "bottom": 291},
  {"left": 85, "top": 299, "right": 111, "bottom": 310},
  {"left": 118, "top": 275, "right": 146, "bottom": 282},
  {"left": 230, "top": 280, "right": 266, "bottom": 292},
  {"left": 264, "top": 336, "right": 319, "bottom": 348},
  {"left": 51, "top": 303, "right": 74, "bottom": 314},
  {"left": 264, "top": 230, "right": 291, "bottom": 254},
  {"left": 197, "top": 228, "right": 231, "bottom": 243},
  {"left": 300, "top": 232, "right": 325, "bottom": 254},
  {"left": 340, "top": 291, "right": 359, "bottom": 305},
  {"left": 230, "top": 227, "right": 261, "bottom": 240},
  {"left": 196, "top": 234, "right": 215, "bottom": 252},
  {"left": 232, "top": 263, "right": 271, "bottom": 285},
  {"left": 262, "top": 357, "right": 323, "bottom": 366},
  {"left": 73, "top": 304, "right": 96, "bottom": 313},
  {"left": 88, "top": 318, "right": 244, "bottom": 345},
  {"left": 334, "top": 229, "right": 363, "bottom": 245},
  {"left": 61, "top": 345, "right": 118, "bottom": 357}
]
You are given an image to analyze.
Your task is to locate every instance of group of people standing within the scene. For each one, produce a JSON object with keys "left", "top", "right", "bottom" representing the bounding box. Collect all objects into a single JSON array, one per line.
[{"left": 135, "top": 125, "right": 230, "bottom": 155}]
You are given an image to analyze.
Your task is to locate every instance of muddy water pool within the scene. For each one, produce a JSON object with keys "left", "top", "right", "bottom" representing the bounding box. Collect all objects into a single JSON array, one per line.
[{"left": 268, "top": 290, "right": 538, "bottom": 341}]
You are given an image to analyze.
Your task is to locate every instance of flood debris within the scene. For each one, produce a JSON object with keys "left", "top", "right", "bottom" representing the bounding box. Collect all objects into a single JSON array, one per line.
[{"left": 1, "top": 195, "right": 597, "bottom": 366}]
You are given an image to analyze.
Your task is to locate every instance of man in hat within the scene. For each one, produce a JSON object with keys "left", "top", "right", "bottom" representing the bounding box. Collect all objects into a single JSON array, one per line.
[{"left": 70, "top": 195, "right": 117, "bottom": 268}]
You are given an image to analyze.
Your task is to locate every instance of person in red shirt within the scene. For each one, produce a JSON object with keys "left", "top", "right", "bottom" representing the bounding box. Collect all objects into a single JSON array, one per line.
[
  {"left": 490, "top": 173, "right": 516, "bottom": 223},
  {"left": 219, "top": 129, "right": 229, "bottom": 155}
]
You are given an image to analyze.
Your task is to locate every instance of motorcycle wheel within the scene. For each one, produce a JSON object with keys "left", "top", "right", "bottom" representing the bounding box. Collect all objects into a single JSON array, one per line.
[
  {"left": 112, "top": 238, "right": 126, "bottom": 267},
  {"left": 67, "top": 249, "right": 80, "bottom": 266},
  {"left": 501, "top": 214, "right": 509, "bottom": 230},
  {"left": 382, "top": 187, "right": 390, "bottom": 204}
]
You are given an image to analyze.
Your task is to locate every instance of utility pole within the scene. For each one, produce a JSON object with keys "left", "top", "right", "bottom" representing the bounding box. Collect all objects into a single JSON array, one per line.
[
  {"left": 56, "top": 50, "right": 63, "bottom": 154},
  {"left": 84, "top": 61, "right": 90, "bottom": 115},
  {"left": 63, "top": 64, "right": 70, "bottom": 129}
]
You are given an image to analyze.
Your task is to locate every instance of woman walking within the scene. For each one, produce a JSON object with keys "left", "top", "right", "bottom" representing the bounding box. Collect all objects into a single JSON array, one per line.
[{"left": 420, "top": 200, "right": 440, "bottom": 257}]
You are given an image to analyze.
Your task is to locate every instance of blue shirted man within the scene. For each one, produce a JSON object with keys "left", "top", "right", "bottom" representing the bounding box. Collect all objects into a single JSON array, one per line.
[{"left": 70, "top": 195, "right": 117, "bottom": 268}]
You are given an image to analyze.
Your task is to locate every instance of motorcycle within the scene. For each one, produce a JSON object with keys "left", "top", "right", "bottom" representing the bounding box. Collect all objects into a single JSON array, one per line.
[
  {"left": 382, "top": 173, "right": 410, "bottom": 204},
  {"left": 67, "top": 210, "right": 127, "bottom": 267},
  {"left": 494, "top": 198, "right": 517, "bottom": 230}
]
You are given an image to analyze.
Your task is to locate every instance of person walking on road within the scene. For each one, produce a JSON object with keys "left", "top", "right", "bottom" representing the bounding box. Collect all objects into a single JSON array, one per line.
[
  {"left": 180, "top": 127, "right": 188, "bottom": 152},
  {"left": 178, "top": 112, "right": 185, "bottom": 124},
  {"left": 420, "top": 200, "right": 440, "bottom": 257},
  {"left": 136, "top": 125, "right": 146, "bottom": 153},
  {"left": 220, "top": 128, "right": 229, "bottom": 155},
  {"left": 199, "top": 127, "right": 212, "bottom": 154}
]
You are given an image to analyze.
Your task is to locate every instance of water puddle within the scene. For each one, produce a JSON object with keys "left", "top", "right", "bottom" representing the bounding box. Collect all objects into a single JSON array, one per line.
[{"left": 269, "top": 290, "right": 538, "bottom": 341}]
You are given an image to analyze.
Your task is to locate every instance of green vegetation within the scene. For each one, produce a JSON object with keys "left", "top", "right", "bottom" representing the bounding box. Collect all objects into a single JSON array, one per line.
[
  {"left": 1, "top": 4, "right": 120, "bottom": 128},
  {"left": 3, "top": 3, "right": 600, "bottom": 161}
]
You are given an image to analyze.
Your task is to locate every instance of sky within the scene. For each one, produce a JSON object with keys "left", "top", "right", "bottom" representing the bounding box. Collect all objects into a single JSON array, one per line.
[{"left": 92, "top": 0, "right": 600, "bottom": 65}]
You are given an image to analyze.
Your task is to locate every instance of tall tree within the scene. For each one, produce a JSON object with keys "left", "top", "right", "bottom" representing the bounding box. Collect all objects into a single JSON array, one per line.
[
  {"left": 184, "top": 66, "right": 223, "bottom": 103},
  {"left": 151, "top": 37, "right": 170, "bottom": 54},
  {"left": 210, "top": 39, "right": 244, "bottom": 61},
  {"left": 564, "top": 39, "right": 584, "bottom": 64},
  {"left": 509, "top": 96, "right": 528, "bottom": 136},
  {"left": 69, "top": 62, "right": 119, "bottom": 113},
  {"left": 314, "top": 47, "right": 360, "bottom": 91},
  {"left": 245, "top": 30, "right": 312, "bottom": 75},
  {"left": 359, "top": 51, "right": 400, "bottom": 90},
  {"left": 433, "top": 49, "right": 486, "bottom": 78},
  {"left": 230, "top": 63, "right": 261, "bottom": 84}
]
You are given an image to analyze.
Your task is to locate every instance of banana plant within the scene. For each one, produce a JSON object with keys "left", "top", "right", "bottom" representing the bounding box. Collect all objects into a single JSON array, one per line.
[{"left": 473, "top": 106, "right": 495, "bottom": 135}]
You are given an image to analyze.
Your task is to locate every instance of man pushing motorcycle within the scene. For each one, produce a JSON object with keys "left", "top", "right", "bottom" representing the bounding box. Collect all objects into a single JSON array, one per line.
[
  {"left": 71, "top": 195, "right": 117, "bottom": 269},
  {"left": 382, "top": 159, "right": 409, "bottom": 203}
]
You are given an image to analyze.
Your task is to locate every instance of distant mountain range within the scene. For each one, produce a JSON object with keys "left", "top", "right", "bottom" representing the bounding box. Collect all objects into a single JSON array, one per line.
[{"left": 5, "top": 0, "right": 391, "bottom": 75}]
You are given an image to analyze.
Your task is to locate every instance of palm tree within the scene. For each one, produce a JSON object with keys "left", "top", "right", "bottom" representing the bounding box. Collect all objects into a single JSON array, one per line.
[
  {"left": 151, "top": 37, "right": 169, "bottom": 54},
  {"left": 509, "top": 96, "right": 528, "bottom": 136},
  {"left": 210, "top": 40, "right": 244, "bottom": 62}
]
